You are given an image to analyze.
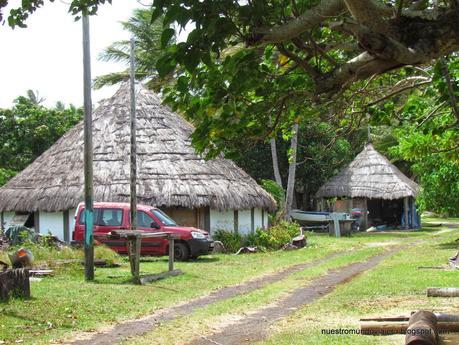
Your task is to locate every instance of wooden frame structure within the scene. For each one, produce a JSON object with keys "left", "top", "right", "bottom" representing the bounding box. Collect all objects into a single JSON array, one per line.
[{"left": 97, "top": 230, "right": 182, "bottom": 284}]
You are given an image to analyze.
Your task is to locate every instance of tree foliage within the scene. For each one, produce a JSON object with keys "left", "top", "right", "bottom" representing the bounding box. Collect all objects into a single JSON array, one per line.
[
  {"left": 370, "top": 57, "right": 459, "bottom": 216},
  {"left": 0, "top": 93, "right": 82, "bottom": 186},
  {"left": 3, "top": 1, "right": 458, "bottom": 155},
  {"left": 2, "top": 0, "right": 458, "bottom": 213}
]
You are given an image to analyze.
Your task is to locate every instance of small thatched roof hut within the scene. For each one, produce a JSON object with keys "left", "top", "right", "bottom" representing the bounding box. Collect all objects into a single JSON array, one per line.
[
  {"left": 0, "top": 84, "right": 275, "bottom": 239},
  {"left": 317, "top": 144, "right": 419, "bottom": 199},
  {"left": 316, "top": 144, "right": 420, "bottom": 229}
]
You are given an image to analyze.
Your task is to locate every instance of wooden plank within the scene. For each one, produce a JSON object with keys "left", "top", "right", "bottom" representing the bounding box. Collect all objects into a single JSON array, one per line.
[
  {"left": 108, "top": 230, "right": 180, "bottom": 239},
  {"left": 29, "top": 270, "right": 54, "bottom": 276},
  {"left": 361, "top": 321, "right": 407, "bottom": 335},
  {"left": 361, "top": 321, "right": 459, "bottom": 335},
  {"left": 139, "top": 269, "right": 183, "bottom": 285},
  {"left": 427, "top": 287, "right": 459, "bottom": 297},
  {"left": 361, "top": 313, "right": 459, "bottom": 323}
]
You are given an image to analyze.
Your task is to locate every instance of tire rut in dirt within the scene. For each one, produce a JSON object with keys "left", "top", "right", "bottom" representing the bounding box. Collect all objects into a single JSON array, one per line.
[
  {"left": 69, "top": 251, "right": 346, "bottom": 345},
  {"left": 186, "top": 246, "right": 402, "bottom": 345}
]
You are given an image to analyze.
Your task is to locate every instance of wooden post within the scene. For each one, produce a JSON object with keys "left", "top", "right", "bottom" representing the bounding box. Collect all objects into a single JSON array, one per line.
[
  {"left": 410, "top": 197, "right": 416, "bottom": 228},
  {"left": 404, "top": 197, "right": 409, "bottom": 229},
  {"left": 250, "top": 208, "right": 255, "bottom": 234},
  {"left": 0, "top": 211, "right": 4, "bottom": 230},
  {"left": 133, "top": 235, "right": 141, "bottom": 283},
  {"left": 82, "top": 14, "right": 94, "bottom": 281},
  {"left": 427, "top": 288, "right": 459, "bottom": 297},
  {"left": 348, "top": 198, "right": 353, "bottom": 213},
  {"left": 34, "top": 211, "right": 40, "bottom": 234},
  {"left": 405, "top": 310, "right": 438, "bottom": 345},
  {"left": 0, "top": 269, "right": 30, "bottom": 301},
  {"left": 129, "top": 37, "right": 137, "bottom": 231},
  {"left": 127, "top": 240, "right": 135, "bottom": 276},
  {"left": 233, "top": 210, "right": 238, "bottom": 233},
  {"left": 362, "top": 198, "right": 368, "bottom": 230},
  {"left": 63, "top": 209, "right": 70, "bottom": 243},
  {"left": 261, "top": 209, "right": 265, "bottom": 228},
  {"left": 168, "top": 237, "right": 174, "bottom": 272}
]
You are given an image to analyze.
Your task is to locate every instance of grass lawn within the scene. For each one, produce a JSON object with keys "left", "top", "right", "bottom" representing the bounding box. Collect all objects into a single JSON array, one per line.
[
  {"left": 258, "top": 228, "right": 459, "bottom": 345},
  {"left": 0, "top": 227, "right": 456, "bottom": 344}
]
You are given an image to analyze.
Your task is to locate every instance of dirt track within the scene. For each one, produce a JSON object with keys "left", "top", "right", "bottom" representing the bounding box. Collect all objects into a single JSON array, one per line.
[
  {"left": 69, "top": 251, "right": 347, "bottom": 345},
  {"left": 186, "top": 246, "right": 402, "bottom": 345}
]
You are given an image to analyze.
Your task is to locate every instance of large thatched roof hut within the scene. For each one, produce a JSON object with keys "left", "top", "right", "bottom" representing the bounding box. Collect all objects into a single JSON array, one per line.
[
  {"left": 316, "top": 144, "right": 420, "bottom": 229},
  {"left": 0, "top": 84, "right": 275, "bottom": 240}
]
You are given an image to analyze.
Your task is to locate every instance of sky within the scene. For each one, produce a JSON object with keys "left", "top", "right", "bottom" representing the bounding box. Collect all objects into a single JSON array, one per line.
[{"left": 0, "top": 1, "right": 146, "bottom": 108}]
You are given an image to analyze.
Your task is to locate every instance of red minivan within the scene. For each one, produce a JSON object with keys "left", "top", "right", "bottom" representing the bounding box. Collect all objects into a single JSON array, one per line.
[{"left": 72, "top": 202, "right": 213, "bottom": 260}]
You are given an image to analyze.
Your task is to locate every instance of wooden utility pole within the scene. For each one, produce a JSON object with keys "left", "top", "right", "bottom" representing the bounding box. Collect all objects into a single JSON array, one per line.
[
  {"left": 130, "top": 37, "right": 137, "bottom": 231},
  {"left": 82, "top": 15, "right": 94, "bottom": 281}
]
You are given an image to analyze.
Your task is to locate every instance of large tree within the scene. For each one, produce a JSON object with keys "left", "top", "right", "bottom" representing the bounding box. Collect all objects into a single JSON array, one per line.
[{"left": 0, "top": 93, "right": 82, "bottom": 186}]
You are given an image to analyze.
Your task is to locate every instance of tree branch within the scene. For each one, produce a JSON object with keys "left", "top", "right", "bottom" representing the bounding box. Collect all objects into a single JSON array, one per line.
[
  {"left": 439, "top": 57, "right": 459, "bottom": 122},
  {"left": 365, "top": 80, "right": 431, "bottom": 107},
  {"left": 255, "top": 0, "right": 345, "bottom": 43},
  {"left": 315, "top": 52, "right": 400, "bottom": 94},
  {"left": 343, "top": 0, "right": 395, "bottom": 35},
  {"left": 340, "top": 20, "right": 422, "bottom": 64}
]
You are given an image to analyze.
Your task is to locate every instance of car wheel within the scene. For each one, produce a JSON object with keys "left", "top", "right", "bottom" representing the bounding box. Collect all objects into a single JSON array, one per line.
[{"left": 174, "top": 242, "right": 190, "bottom": 261}]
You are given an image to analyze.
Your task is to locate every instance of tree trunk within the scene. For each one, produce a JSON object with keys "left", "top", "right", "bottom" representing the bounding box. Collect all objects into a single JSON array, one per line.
[
  {"left": 0, "top": 268, "right": 30, "bottom": 301},
  {"left": 270, "top": 137, "right": 283, "bottom": 188},
  {"left": 284, "top": 122, "right": 299, "bottom": 219}
]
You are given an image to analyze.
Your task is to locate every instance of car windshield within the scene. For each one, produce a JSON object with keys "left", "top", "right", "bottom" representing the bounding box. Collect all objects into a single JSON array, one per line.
[{"left": 152, "top": 209, "right": 177, "bottom": 226}]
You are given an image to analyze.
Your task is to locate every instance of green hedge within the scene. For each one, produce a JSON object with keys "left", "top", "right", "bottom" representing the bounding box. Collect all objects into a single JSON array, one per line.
[{"left": 213, "top": 221, "right": 301, "bottom": 253}]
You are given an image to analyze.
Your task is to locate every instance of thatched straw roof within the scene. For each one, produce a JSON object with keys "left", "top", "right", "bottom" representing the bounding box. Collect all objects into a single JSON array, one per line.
[
  {"left": 316, "top": 144, "right": 419, "bottom": 200},
  {"left": 0, "top": 84, "right": 276, "bottom": 212}
]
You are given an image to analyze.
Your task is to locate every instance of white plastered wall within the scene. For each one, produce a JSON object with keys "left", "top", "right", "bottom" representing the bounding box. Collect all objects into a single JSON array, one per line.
[
  {"left": 237, "top": 209, "right": 252, "bottom": 235},
  {"left": 253, "top": 208, "right": 263, "bottom": 230},
  {"left": 1, "top": 211, "right": 15, "bottom": 230},
  {"left": 209, "top": 209, "right": 234, "bottom": 234},
  {"left": 38, "top": 211, "right": 64, "bottom": 239}
]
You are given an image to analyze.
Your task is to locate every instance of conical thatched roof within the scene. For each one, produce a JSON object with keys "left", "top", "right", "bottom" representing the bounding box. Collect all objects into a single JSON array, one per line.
[
  {"left": 316, "top": 144, "right": 419, "bottom": 200},
  {"left": 0, "top": 84, "right": 275, "bottom": 212}
]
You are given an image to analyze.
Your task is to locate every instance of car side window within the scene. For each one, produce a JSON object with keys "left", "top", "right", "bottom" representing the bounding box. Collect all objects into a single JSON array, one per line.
[
  {"left": 99, "top": 209, "right": 123, "bottom": 226},
  {"left": 137, "top": 211, "right": 157, "bottom": 228},
  {"left": 79, "top": 209, "right": 102, "bottom": 225}
]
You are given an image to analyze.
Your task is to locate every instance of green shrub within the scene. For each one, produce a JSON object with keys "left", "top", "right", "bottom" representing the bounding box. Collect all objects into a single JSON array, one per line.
[
  {"left": 213, "top": 229, "right": 244, "bottom": 253},
  {"left": 255, "top": 221, "right": 301, "bottom": 250},
  {"left": 213, "top": 221, "right": 301, "bottom": 253}
]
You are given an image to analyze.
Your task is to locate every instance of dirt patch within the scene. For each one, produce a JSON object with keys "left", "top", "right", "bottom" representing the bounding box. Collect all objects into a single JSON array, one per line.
[
  {"left": 68, "top": 251, "right": 347, "bottom": 345},
  {"left": 366, "top": 241, "right": 400, "bottom": 247},
  {"left": 186, "top": 246, "right": 403, "bottom": 345}
]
